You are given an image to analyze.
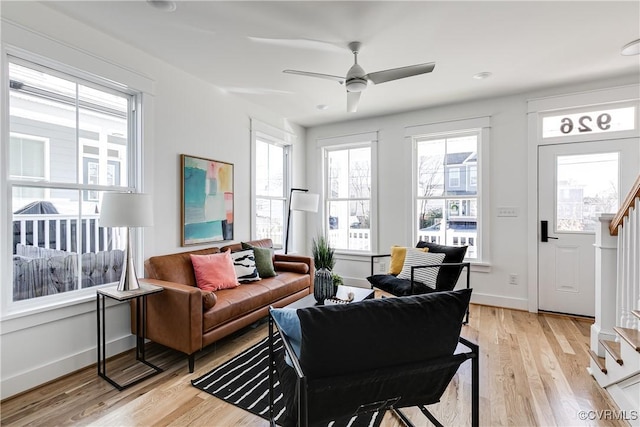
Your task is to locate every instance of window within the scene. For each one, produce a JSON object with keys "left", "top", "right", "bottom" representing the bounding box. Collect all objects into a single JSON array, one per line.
[
  {"left": 10, "top": 133, "right": 49, "bottom": 199},
  {"left": 324, "top": 142, "right": 374, "bottom": 252},
  {"left": 8, "top": 56, "right": 139, "bottom": 303},
  {"left": 411, "top": 117, "right": 489, "bottom": 262},
  {"left": 448, "top": 167, "right": 460, "bottom": 188},
  {"left": 252, "top": 127, "right": 291, "bottom": 249}
]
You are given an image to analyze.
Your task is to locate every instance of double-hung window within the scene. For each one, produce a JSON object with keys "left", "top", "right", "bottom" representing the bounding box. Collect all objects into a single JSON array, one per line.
[
  {"left": 7, "top": 56, "right": 139, "bottom": 304},
  {"left": 321, "top": 133, "right": 377, "bottom": 253},
  {"left": 410, "top": 117, "right": 490, "bottom": 262},
  {"left": 252, "top": 123, "right": 292, "bottom": 249}
]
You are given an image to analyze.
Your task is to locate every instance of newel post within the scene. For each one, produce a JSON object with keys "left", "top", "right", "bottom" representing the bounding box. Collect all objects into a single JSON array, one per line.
[{"left": 591, "top": 213, "right": 618, "bottom": 356}]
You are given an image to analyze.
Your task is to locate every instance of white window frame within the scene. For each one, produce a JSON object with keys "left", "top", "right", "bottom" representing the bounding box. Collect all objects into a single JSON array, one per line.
[
  {"left": 318, "top": 132, "right": 378, "bottom": 255},
  {"left": 250, "top": 119, "right": 294, "bottom": 248},
  {"left": 406, "top": 117, "right": 491, "bottom": 267},
  {"left": 3, "top": 53, "right": 142, "bottom": 315}
]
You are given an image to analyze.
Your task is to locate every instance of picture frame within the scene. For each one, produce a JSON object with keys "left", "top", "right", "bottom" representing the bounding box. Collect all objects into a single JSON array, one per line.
[{"left": 181, "top": 154, "right": 234, "bottom": 246}]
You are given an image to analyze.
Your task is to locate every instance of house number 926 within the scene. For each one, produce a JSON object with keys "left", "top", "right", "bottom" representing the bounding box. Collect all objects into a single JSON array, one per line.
[{"left": 560, "top": 113, "right": 612, "bottom": 134}]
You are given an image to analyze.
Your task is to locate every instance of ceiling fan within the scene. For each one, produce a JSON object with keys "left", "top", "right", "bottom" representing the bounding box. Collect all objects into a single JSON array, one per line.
[{"left": 283, "top": 41, "right": 435, "bottom": 112}]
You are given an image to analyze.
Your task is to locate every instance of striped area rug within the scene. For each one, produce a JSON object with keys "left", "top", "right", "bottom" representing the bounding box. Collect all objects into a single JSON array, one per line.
[{"left": 191, "top": 334, "right": 385, "bottom": 426}]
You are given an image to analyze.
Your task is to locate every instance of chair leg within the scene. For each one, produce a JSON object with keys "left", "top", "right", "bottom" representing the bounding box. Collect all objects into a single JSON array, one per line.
[
  {"left": 472, "top": 352, "right": 479, "bottom": 427},
  {"left": 392, "top": 408, "right": 416, "bottom": 427},
  {"left": 419, "top": 406, "right": 445, "bottom": 427}
]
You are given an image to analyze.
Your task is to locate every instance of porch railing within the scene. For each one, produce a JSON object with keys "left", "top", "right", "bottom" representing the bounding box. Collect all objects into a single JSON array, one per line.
[{"left": 12, "top": 213, "right": 119, "bottom": 255}]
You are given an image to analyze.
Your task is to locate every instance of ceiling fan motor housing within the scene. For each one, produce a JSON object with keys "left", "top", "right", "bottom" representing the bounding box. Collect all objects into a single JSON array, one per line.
[
  {"left": 346, "top": 63, "right": 367, "bottom": 92},
  {"left": 346, "top": 78, "right": 368, "bottom": 92}
]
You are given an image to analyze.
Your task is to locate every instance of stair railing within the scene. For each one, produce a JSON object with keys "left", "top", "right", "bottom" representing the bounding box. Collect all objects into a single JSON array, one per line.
[
  {"left": 612, "top": 174, "right": 640, "bottom": 330},
  {"left": 591, "top": 174, "right": 640, "bottom": 357}
]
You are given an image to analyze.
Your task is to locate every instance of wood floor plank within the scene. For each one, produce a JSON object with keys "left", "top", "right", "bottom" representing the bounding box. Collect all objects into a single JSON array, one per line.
[{"left": 0, "top": 304, "right": 626, "bottom": 427}]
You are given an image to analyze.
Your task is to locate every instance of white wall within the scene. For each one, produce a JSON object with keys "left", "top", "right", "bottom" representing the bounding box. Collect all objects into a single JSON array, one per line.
[
  {"left": 0, "top": 2, "right": 306, "bottom": 399},
  {"left": 304, "top": 74, "right": 639, "bottom": 310}
]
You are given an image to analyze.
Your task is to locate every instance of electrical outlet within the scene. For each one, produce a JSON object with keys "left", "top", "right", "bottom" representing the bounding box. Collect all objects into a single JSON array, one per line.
[
  {"left": 508, "top": 274, "right": 518, "bottom": 285},
  {"left": 378, "top": 262, "right": 387, "bottom": 273}
]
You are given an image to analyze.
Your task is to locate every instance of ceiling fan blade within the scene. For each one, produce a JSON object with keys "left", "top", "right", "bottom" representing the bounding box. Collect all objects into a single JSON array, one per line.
[
  {"left": 366, "top": 62, "right": 436, "bottom": 85},
  {"left": 347, "top": 91, "right": 361, "bottom": 112},
  {"left": 283, "top": 70, "right": 345, "bottom": 84}
]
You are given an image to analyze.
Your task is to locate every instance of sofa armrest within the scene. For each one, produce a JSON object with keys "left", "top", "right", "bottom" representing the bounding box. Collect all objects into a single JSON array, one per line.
[{"left": 133, "top": 278, "right": 203, "bottom": 356}]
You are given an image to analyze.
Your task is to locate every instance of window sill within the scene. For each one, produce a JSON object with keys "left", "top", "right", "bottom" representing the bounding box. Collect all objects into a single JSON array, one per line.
[
  {"left": 0, "top": 283, "right": 123, "bottom": 333},
  {"left": 334, "top": 251, "right": 373, "bottom": 262}
]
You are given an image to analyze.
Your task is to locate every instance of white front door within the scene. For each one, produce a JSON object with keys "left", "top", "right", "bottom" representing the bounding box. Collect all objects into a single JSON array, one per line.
[{"left": 538, "top": 138, "right": 639, "bottom": 316}]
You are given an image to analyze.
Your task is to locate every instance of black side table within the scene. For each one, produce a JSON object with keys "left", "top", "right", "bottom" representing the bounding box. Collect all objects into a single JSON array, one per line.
[{"left": 96, "top": 282, "right": 163, "bottom": 390}]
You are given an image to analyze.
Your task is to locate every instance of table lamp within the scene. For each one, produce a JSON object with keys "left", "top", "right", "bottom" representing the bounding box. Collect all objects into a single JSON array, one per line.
[
  {"left": 285, "top": 188, "right": 319, "bottom": 254},
  {"left": 99, "top": 192, "right": 153, "bottom": 291}
]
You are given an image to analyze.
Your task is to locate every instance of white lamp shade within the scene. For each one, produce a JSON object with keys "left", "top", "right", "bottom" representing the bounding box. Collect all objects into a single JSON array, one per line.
[
  {"left": 99, "top": 192, "right": 154, "bottom": 227},
  {"left": 290, "top": 192, "right": 319, "bottom": 213}
]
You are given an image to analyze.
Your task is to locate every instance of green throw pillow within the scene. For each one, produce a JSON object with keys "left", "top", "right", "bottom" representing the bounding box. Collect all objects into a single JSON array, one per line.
[{"left": 241, "top": 242, "right": 276, "bottom": 278}]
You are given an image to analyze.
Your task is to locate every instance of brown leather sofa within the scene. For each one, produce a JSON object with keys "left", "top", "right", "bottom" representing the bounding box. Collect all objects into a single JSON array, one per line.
[{"left": 136, "top": 239, "right": 313, "bottom": 372}]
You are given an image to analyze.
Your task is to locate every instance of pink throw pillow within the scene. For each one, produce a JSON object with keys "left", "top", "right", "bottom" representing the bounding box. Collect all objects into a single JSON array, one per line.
[{"left": 190, "top": 251, "right": 239, "bottom": 291}]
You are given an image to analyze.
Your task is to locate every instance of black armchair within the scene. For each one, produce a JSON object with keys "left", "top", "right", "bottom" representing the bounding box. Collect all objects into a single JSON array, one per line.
[
  {"left": 269, "top": 289, "right": 479, "bottom": 427},
  {"left": 368, "top": 242, "right": 470, "bottom": 294}
]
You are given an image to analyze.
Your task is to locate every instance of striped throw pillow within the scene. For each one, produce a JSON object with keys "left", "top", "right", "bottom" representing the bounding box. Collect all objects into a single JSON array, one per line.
[
  {"left": 231, "top": 250, "right": 261, "bottom": 283},
  {"left": 397, "top": 250, "right": 446, "bottom": 289}
]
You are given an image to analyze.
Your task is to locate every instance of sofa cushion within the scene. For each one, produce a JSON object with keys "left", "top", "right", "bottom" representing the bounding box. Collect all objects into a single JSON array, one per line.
[
  {"left": 414, "top": 242, "right": 468, "bottom": 291},
  {"left": 230, "top": 249, "right": 260, "bottom": 283},
  {"left": 242, "top": 242, "right": 276, "bottom": 278},
  {"left": 190, "top": 251, "right": 239, "bottom": 291},
  {"left": 203, "top": 282, "right": 273, "bottom": 331},
  {"left": 367, "top": 274, "right": 437, "bottom": 296},
  {"left": 203, "top": 274, "right": 310, "bottom": 332}
]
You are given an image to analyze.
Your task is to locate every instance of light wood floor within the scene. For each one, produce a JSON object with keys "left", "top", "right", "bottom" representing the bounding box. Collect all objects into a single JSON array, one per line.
[{"left": 0, "top": 304, "right": 625, "bottom": 427}]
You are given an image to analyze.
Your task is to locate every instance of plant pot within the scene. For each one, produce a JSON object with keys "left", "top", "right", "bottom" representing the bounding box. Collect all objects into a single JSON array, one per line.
[{"left": 314, "top": 267, "right": 334, "bottom": 303}]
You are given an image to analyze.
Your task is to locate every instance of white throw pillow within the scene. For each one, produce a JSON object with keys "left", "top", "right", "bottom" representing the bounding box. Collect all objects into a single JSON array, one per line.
[
  {"left": 231, "top": 250, "right": 261, "bottom": 283},
  {"left": 397, "top": 250, "right": 446, "bottom": 289}
]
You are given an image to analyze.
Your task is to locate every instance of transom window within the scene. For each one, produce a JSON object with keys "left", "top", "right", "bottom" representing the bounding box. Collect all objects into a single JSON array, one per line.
[{"left": 8, "top": 56, "right": 139, "bottom": 303}]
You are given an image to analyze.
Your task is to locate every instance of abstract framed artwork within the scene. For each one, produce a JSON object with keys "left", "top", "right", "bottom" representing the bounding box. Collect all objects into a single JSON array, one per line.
[{"left": 181, "top": 154, "right": 234, "bottom": 246}]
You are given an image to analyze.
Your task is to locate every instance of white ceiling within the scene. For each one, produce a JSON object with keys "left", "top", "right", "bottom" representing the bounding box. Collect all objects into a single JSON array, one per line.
[{"left": 44, "top": 1, "right": 640, "bottom": 128}]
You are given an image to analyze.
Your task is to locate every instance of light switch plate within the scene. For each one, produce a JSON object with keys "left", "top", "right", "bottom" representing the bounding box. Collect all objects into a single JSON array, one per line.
[{"left": 497, "top": 207, "right": 518, "bottom": 217}]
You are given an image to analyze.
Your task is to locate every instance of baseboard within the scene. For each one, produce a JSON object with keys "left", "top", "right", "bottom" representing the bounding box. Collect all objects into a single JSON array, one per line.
[{"left": 1, "top": 334, "right": 135, "bottom": 400}]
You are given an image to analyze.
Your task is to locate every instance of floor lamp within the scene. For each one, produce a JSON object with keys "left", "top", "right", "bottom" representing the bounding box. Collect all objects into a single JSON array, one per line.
[
  {"left": 285, "top": 188, "right": 319, "bottom": 254},
  {"left": 99, "top": 192, "right": 154, "bottom": 291}
]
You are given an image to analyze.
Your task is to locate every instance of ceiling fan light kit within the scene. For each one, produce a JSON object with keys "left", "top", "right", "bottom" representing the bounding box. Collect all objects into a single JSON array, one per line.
[{"left": 283, "top": 41, "right": 435, "bottom": 112}]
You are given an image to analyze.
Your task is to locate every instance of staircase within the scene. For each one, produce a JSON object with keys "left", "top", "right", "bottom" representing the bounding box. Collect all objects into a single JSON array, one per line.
[{"left": 589, "top": 175, "right": 640, "bottom": 426}]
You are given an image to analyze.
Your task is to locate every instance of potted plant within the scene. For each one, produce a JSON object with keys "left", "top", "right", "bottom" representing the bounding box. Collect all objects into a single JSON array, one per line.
[{"left": 311, "top": 235, "right": 338, "bottom": 302}]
